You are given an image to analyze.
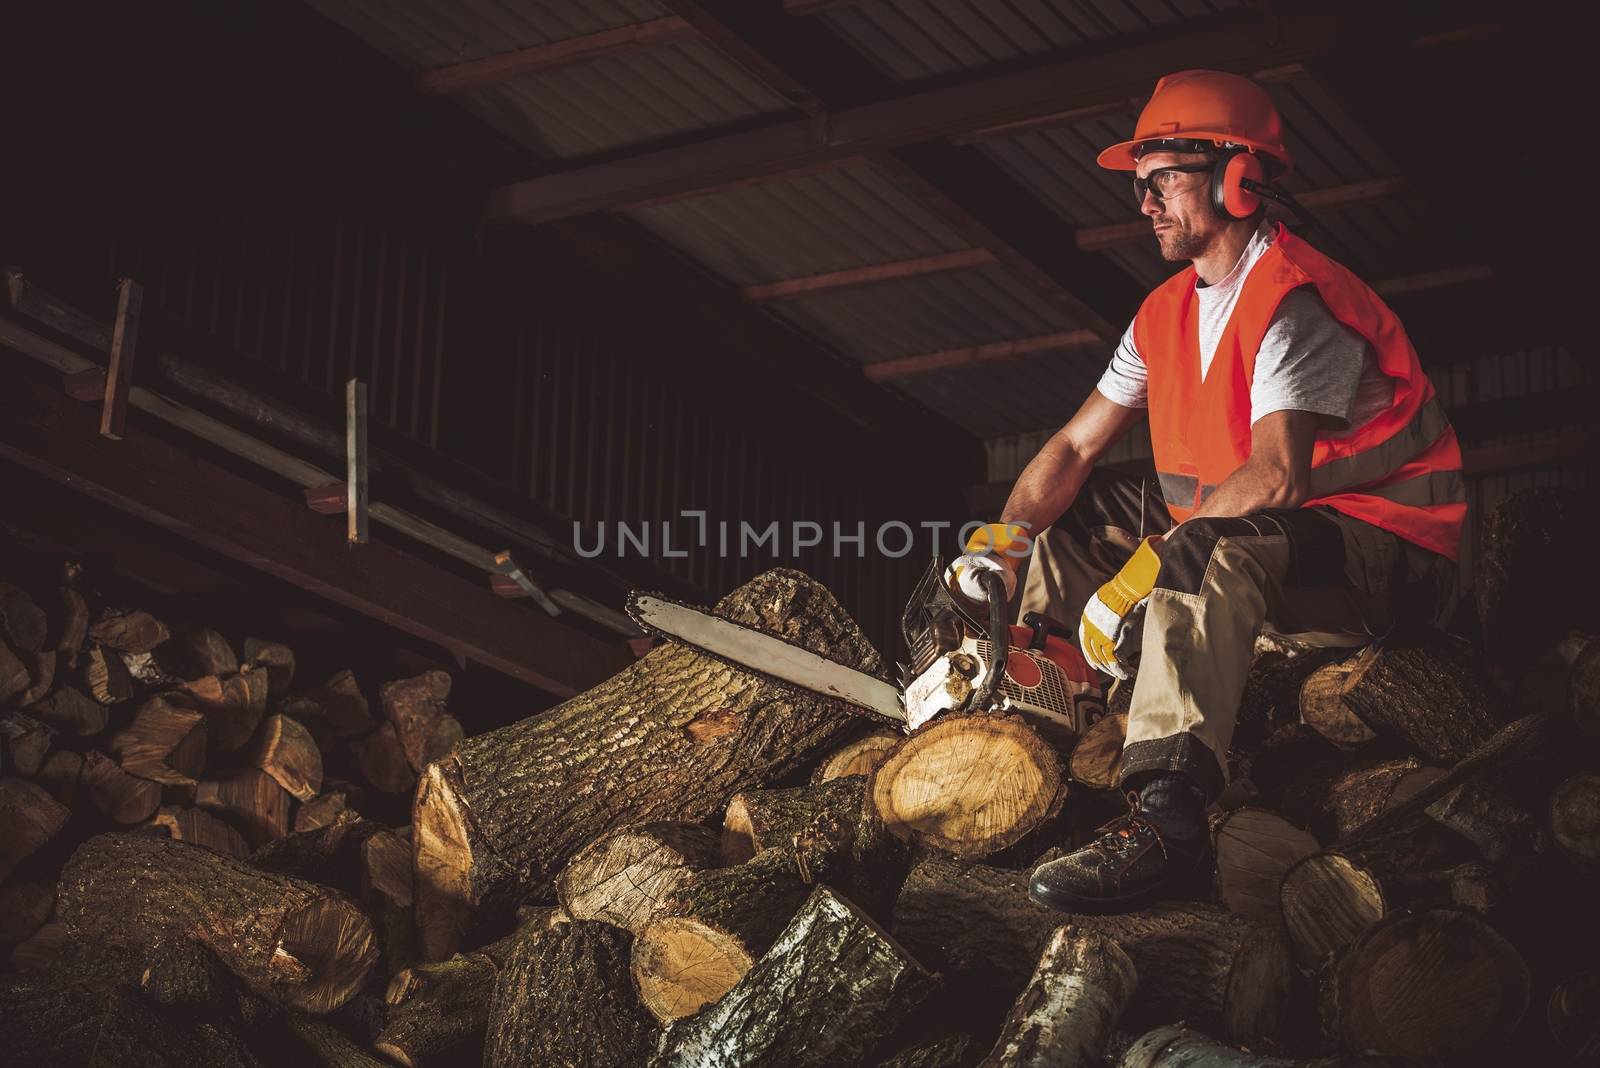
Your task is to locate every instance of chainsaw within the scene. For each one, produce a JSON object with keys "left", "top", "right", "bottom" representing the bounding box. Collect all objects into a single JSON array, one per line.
[{"left": 627, "top": 558, "right": 1106, "bottom": 740}]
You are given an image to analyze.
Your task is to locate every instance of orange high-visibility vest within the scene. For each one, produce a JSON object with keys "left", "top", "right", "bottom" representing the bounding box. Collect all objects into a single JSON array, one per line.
[{"left": 1133, "top": 223, "right": 1465, "bottom": 560}]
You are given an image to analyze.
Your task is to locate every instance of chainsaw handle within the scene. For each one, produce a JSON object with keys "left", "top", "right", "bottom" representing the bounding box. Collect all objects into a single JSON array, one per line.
[{"left": 974, "top": 568, "right": 1008, "bottom": 711}]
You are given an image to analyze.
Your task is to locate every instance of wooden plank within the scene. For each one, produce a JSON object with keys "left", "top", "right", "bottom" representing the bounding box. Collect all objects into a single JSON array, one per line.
[
  {"left": 742, "top": 248, "right": 997, "bottom": 302},
  {"left": 418, "top": 17, "right": 699, "bottom": 94},
  {"left": 0, "top": 368, "right": 630, "bottom": 697},
  {"left": 100, "top": 278, "right": 142, "bottom": 440},
  {"left": 345, "top": 378, "right": 368, "bottom": 544},
  {"left": 864, "top": 330, "right": 1100, "bottom": 381}
]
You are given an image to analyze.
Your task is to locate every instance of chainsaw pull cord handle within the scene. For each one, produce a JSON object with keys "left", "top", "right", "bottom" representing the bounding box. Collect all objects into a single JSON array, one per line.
[{"left": 974, "top": 568, "right": 1008, "bottom": 712}]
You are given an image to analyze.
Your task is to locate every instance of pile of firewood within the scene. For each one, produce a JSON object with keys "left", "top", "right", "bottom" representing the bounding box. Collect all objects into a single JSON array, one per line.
[{"left": 2, "top": 489, "right": 1598, "bottom": 1066}]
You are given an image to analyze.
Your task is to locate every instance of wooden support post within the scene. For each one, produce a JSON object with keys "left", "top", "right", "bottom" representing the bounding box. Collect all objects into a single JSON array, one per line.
[
  {"left": 100, "top": 278, "right": 142, "bottom": 440},
  {"left": 346, "top": 379, "right": 368, "bottom": 544}
]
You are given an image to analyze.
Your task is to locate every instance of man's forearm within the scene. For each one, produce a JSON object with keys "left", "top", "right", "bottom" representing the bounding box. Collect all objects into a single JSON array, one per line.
[
  {"left": 1000, "top": 432, "right": 1097, "bottom": 537},
  {"left": 1163, "top": 453, "right": 1307, "bottom": 541}
]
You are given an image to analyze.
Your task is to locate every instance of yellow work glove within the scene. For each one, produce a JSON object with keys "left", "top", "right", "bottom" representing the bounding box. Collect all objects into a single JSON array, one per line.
[
  {"left": 944, "top": 522, "right": 1030, "bottom": 607},
  {"left": 1078, "top": 536, "right": 1162, "bottom": 679}
]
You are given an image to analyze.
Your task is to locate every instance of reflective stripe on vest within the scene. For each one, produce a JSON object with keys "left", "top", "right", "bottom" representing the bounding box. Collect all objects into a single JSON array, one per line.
[{"left": 1305, "top": 394, "right": 1453, "bottom": 498}]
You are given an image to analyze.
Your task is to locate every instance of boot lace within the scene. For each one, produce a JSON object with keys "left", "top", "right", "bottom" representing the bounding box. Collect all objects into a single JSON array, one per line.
[{"left": 1091, "top": 791, "right": 1170, "bottom": 862}]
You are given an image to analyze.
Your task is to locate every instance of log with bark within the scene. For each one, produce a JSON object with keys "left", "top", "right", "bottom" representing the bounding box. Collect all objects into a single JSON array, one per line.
[
  {"left": 81, "top": 750, "right": 162, "bottom": 824},
  {"left": 1477, "top": 488, "right": 1600, "bottom": 670},
  {"left": 1571, "top": 634, "right": 1600, "bottom": 737},
  {"left": 721, "top": 774, "right": 865, "bottom": 874},
  {"left": 893, "top": 855, "right": 1292, "bottom": 1044},
  {"left": 150, "top": 804, "right": 250, "bottom": 856},
  {"left": 1338, "top": 633, "right": 1505, "bottom": 764},
  {"left": 632, "top": 847, "right": 811, "bottom": 1024},
  {"left": 976, "top": 925, "right": 1137, "bottom": 1068},
  {"left": 250, "top": 815, "right": 387, "bottom": 896},
  {"left": 813, "top": 728, "right": 901, "bottom": 784},
  {"left": 878, "top": 1032, "right": 975, "bottom": 1068},
  {"left": 484, "top": 919, "right": 656, "bottom": 1068},
  {"left": 1545, "top": 970, "right": 1600, "bottom": 1063},
  {"left": 58, "top": 831, "right": 377, "bottom": 1013},
  {"left": 412, "top": 569, "right": 879, "bottom": 959},
  {"left": 654, "top": 884, "right": 938, "bottom": 1068},
  {"left": 249, "top": 713, "right": 323, "bottom": 801},
  {"left": 1115, "top": 1024, "right": 1398, "bottom": 1067},
  {"left": 108, "top": 695, "right": 208, "bottom": 786},
  {"left": 1551, "top": 773, "right": 1600, "bottom": 863},
  {"left": 1068, "top": 711, "right": 1127, "bottom": 789},
  {"left": 1277, "top": 754, "right": 1444, "bottom": 844},
  {"left": 556, "top": 820, "right": 722, "bottom": 933},
  {"left": 285, "top": 1014, "right": 392, "bottom": 1068},
  {"left": 870, "top": 711, "right": 1065, "bottom": 860},
  {"left": 196, "top": 768, "right": 292, "bottom": 843},
  {"left": 1297, "top": 657, "right": 1375, "bottom": 751},
  {"left": 1211, "top": 808, "right": 1318, "bottom": 917}
]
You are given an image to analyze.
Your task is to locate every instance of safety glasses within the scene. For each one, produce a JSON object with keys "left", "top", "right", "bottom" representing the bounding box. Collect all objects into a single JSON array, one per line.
[{"left": 1132, "top": 162, "right": 1212, "bottom": 205}]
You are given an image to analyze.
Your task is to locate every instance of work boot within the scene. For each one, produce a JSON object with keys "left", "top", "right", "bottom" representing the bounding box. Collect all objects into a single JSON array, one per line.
[{"left": 1028, "top": 776, "right": 1212, "bottom": 914}]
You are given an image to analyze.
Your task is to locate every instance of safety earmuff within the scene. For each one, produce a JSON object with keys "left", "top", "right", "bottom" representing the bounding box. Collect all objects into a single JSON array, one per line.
[{"left": 1211, "top": 147, "right": 1265, "bottom": 220}]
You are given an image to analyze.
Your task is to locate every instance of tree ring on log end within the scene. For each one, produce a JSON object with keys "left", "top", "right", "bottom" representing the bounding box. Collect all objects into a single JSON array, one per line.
[
  {"left": 275, "top": 896, "right": 380, "bottom": 1013},
  {"left": 870, "top": 713, "right": 1062, "bottom": 859},
  {"left": 1551, "top": 774, "right": 1600, "bottom": 861},
  {"left": 633, "top": 916, "right": 754, "bottom": 1023},
  {"left": 1279, "top": 852, "right": 1384, "bottom": 968}
]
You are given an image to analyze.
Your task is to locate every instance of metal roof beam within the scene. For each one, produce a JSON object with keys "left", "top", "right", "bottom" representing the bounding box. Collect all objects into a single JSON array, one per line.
[{"left": 418, "top": 17, "right": 699, "bottom": 94}]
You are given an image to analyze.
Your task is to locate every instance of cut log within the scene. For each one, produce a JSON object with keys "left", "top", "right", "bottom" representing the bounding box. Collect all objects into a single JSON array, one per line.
[
  {"left": 249, "top": 713, "right": 323, "bottom": 800},
  {"left": 1339, "top": 634, "right": 1503, "bottom": 764},
  {"left": 1477, "top": 488, "right": 1600, "bottom": 669},
  {"left": 557, "top": 820, "right": 722, "bottom": 933},
  {"left": 1423, "top": 780, "right": 1529, "bottom": 862},
  {"left": 87, "top": 608, "right": 170, "bottom": 654},
  {"left": 870, "top": 711, "right": 1065, "bottom": 859},
  {"left": 655, "top": 884, "right": 938, "bottom": 1068},
  {"left": 296, "top": 790, "right": 354, "bottom": 833},
  {"left": 243, "top": 637, "right": 296, "bottom": 696},
  {"left": 251, "top": 816, "right": 385, "bottom": 892},
  {"left": 721, "top": 775, "right": 865, "bottom": 867},
  {"left": 0, "top": 879, "right": 54, "bottom": 942},
  {"left": 108, "top": 695, "right": 208, "bottom": 785},
  {"left": 33, "top": 747, "right": 82, "bottom": 805},
  {"left": 380, "top": 670, "right": 451, "bottom": 773},
  {"left": 880, "top": 1033, "right": 975, "bottom": 1068},
  {"left": 485, "top": 920, "right": 656, "bottom": 1068},
  {"left": 279, "top": 669, "right": 375, "bottom": 742},
  {"left": 893, "top": 855, "right": 1292, "bottom": 1044},
  {"left": 1551, "top": 773, "right": 1600, "bottom": 862},
  {"left": 82, "top": 749, "right": 162, "bottom": 824},
  {"left": 1572, "top": 635, "right": 1600, "bottom": 737},
  {"left": 173, "top": 671, "right": 269, "bottom": 752},
  {"left": 1331, "top": 908, "right": 1529, "bottom": 1061},
  {"left": 1116, "top": 1024, "right": 1391, "bottom": 1067},
  {"left": 1281, "top": 755, "right": 1444, "bottom": 843},
  {"left": 196, "top": 768, "right": 292, "bottom": 843},
  {"left": 25, "top": 684, "right": 107, "bottom": 735},
  {"left": 82, "top": 642, "right": 134, "bottom": 704},
  {"left": 1212, "top": 808, "right": 1318, "bottom": 917},
  {"left": 976, "top": 925, "right": 1137, "bottom": 1068},
  {"left": 18, "top": 649, "right": 54, "bottom": 706},
  {"left": 59, "top": 831, "right": 378, "bottom": 1012},
  {"left": 286, "top": 1014, "right": 392, "bottom": 1068},
  {"left": 8, "top": 920, "right": 68, "bottom": 970},
  {"left": 352, "top": 721, "right": 415, "bottom": 794},
  {"left": 412, "top": 569, "right": 878, "bottom": 959},
  {"left": 632, "top": 848, "right": 811, "bottom": 1024},
  {"left": 1298, "top": 657, "right": 1376, "bottom": 750},
  {"left": 0, "top": 641, "right": 29, "bottom": 704},
  {"left": 376, "top": 949, "right": 500, "bottom": 1068},
  {"left": 150, "top": 804, "right": 250, "bottom": 857},
  {"left": 812, "top": 728, "right": 901, "bottom": 784},
  {"left": 166, "top": 625, "right": 239, "bottom": 677},
  {"left": 1069, "top": 712, "right": 1127, "bottom": 789},
  {"left": 1, "top": 710, "right": 54, "bottom": 776},
  {"left": 0, "top": 776, "right": 69, "bottom": 879},
  {"left": 1546, "top": 971, "right": 1600, "bottom": 1063},
  {"left": 0, "top": 583, "right": 47, "bottom": 652}
]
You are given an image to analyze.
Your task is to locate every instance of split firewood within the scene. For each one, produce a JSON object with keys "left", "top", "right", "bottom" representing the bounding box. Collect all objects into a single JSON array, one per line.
[
  {"left": 1212, "top": 808, "right": 1318, "bottom": 917},
  {"left": 25, "top": 683, "right": 107, "bottom": 735},
  {"left": 82, "top": 749, "right": 162, "bottom": 824},
  {"left": 870, "top": 711, "right": 1065, "bottom": 859},
  {"left": 86, "top": 608, "right": 170, "bottom": 654},
  {"left": 165, "top": 625, "right": 239, "bottom": 677},
  {"left": 556, "top": 820, "right": 722, "bottom": 933},
  {"left": 81, "top": 641, "right": 134, "bottom": 704},
  {"left": 150, "top": 804, "right": 250, "bottom": 857},
  {"left": 894, "top": 855, "right": 1292, "bottom": 1045},
  {"left": 52, "top": 586, "right": 89, "bottom": 665},
  {"left": 0, "top": 641, "right": 30, "bottom": 704},
  {"left": 249, "top": 713, "right": 323, "bottom": 800},
  {"left": 485, "top": 920, "right": 656, "bottom": 1068},
  {"left": 108, "top": 695, "right": 208, "bottom": 785},
  {"left": 196, "top": 768, "right": 292, "bottom": 843},
  {"left": 879, "top": 1032, "right": 975, "bottom": 1068},
  {"left": 0, "top": 583, "right": 47, "bottom": 652},
  {"left": 380, "top": 670, "right": 451, "bottom": 773},
  {"left": 1069, "top": 711, "right": 1127, "bottom": 788},
  {"left": 295, "top": 789, "right": 354, "bottom": 832},
  {"left": 976, "top": 925, "right": 1137, "bottom": 1068},
  {"left": 172, "top": 670, "right": 269, "bottom": 752},
  {"left": 0, "top": 776, "right": 69, "bottom": 879},
  {"left": 279, "top": 668, "right": 375, "bottom": 743},
  {"left": 33, "top": 747, "right": 81, "bottom": 805},
  {"left": 811, "top": 728, "right": 901, "bottom": 784},
  {"left": 18, "top": 649, "right": 54, "bottom": 705},
  {"left": 243, "top": 637, "right": 296, "bottom": 696},
  {"left": 655, "top": 884, "right": 938, "bottom": 1068},
  {"left": 1551, "top": 773, "right": 1600, "bottom": 862},
  {"left": 632, "top": 847, "right": 810, "bottom": 1024},
  {"left": 362, "top": 828, "right": 413, "bottom": 907},
  {"left": 1330, "top": 907, "right": 1529, "bottom": 1061},
  {"left": 413, "top": 570, "right": 877, "bottom": 960},
  {"left": 1, "top": 710, "right": 54, "bottom": 775},
  {"left": 721, "top": 775, "right": 865, "bottom": 867},
  {"left": 1116, "top": 1024, "right": 1393, "bottom": 1067},
  {"left": 352, "top": 721, "right": 415, "bottom": 794},
  {"left": 59, "top": 832, "right": 378, "bottom": 1012},
  {"left": 1339, "top": 633, "right": 1504, "bottom": 764},
  {"left": 0, "top": 880, "right": 54, "bottom": 942},
  {"left": 1297, "top": 656, "right": 1375, "bottom": 750},
  {"left": 422, "top": 713, "right": 462, "bottom": 767}
]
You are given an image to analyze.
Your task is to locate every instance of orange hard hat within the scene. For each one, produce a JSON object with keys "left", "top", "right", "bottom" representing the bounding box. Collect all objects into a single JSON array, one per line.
[{"left": 1097, "top": 69, "right": 1292, "bottom": 175}]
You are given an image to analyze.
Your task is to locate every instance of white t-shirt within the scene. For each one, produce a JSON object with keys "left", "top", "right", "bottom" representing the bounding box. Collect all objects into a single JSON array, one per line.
[{"left": 1096, "top": 222, "right": 1393, "bottom": 435}]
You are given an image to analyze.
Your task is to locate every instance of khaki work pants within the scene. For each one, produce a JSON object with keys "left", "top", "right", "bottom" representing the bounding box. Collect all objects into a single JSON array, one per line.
[{"left": 1014, "top": 468, "right": 1457, "bottom": 800}]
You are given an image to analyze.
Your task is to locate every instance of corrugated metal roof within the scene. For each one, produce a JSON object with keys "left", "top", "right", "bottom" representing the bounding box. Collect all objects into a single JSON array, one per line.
[
  {"left": 302, "top": 0, "right": 789, "bottom": 159},
  {"left": 894, "top": 342, "right": 1110, "bottom": 441}
]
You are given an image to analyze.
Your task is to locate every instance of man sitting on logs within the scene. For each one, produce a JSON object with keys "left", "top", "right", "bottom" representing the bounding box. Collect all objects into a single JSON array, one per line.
[{"left": 948, "top": 70, "right": 1465, "bottom": 913}]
